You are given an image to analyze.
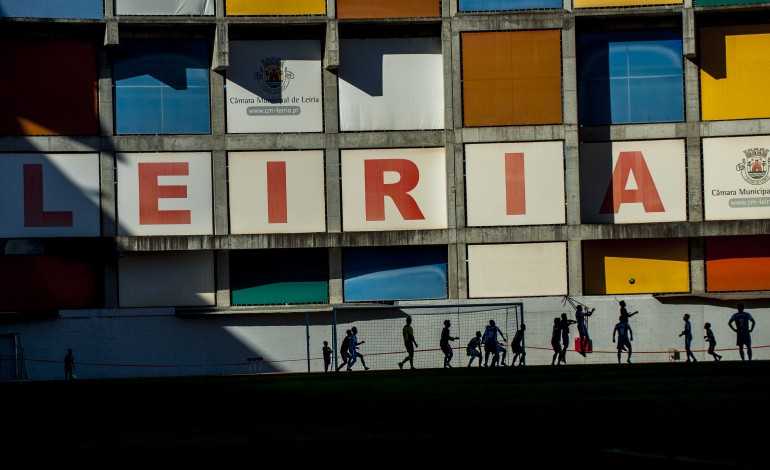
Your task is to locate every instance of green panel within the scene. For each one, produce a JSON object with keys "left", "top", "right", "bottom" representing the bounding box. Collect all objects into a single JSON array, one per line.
[{"left": 232, "top": 281, "right": 328, "bottom": 305}]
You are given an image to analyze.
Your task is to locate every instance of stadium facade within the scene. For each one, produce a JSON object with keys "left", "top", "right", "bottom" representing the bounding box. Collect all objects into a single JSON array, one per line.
[{"left": 0, "top": 0, "right": 768, "bottom": 381}]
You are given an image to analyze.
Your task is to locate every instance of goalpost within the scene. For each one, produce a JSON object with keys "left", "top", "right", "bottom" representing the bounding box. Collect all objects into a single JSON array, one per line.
[{"left": 331, "top": 302, "right": 524, "bottom": 371}]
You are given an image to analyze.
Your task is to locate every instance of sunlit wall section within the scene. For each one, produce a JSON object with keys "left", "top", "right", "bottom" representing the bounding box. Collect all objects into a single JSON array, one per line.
[
  {"left": 706, "top": 235, "right": 770, "bottom": 292},
  {"left": 582, "top": 238, "right": 690, "bottom": 295},
  {"left": 337, "top": 0, "right": 440, "bottom": 18},
  {"left": 461, "top": 30, "right": 562, "bottom": 127},
  {"left": 338, "top": 37, "right": 444, "bottom": 131},
  {"left": 115, "top": 0, "right": 214, "bottom": 15},
  {"left": 577, "top": 29, "right": 684, "bottom": 125},
  {"left": 228, "top": 150, "right": 327, "bottom": 234},
  {"left": 230, "top": 249, "right": 329, "bottom": 305},
  {"left": 113, "top": 39, "right": 211, "bottom": 135},
  {"left": 0, "top": 40, "right": 98, "bottom": 136},
  {"left": 0, "top": 153, "right": 101, "bottom": 238},
  {"left": 574, "top": 0, "right": 681, "bottom": 7},
  {"left": 467, "top": 243, "right": 568, "bottom": 298},
  {"left": 703, "top": 135, "right": 770, "bottom": 221},
  {"left": 700, "top": 24, "right": 770, "bottom": 121},
  {"left": 465, "top": 141, "right": 566, "bottom": 226},
  {"left": 459, "top": 0, "right": 562, "bottom": 10},
  {"left": 118, "top": 251, "right": 216, "bottom": 307},
  {"left": 116, "top": 152, "right": 213, "bottom": 236},
  {"left": 0, "top": 0, "right": 103, "bottom": 18},
  {"left": 579, "top": 139, "right": 687, "bottom": 224},
  {"left": 342, "top": 246, "right": 448, "bottom": 302},
  {"left": 226, "top": 0, "right": 325, "bottom": 15},
  {"left": 341, "top": 148, "right": 447, "bottom": 232},
  {"left": 226, "top": 40, "right": 323, "bottom": 133}
]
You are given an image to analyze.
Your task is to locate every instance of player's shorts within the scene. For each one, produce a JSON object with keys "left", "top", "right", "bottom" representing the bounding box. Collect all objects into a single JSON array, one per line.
[{"left": 736, "top": 332, "right": 752, "bottom": 347}]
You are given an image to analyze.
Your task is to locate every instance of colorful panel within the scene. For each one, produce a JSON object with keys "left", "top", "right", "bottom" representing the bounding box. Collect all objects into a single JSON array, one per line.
[
  {"left": 342, "top": 246, "right": 447, "bottom": 302},
  {"left": 337, "top": 0, "right": 440, "bottom": 18},
  {"left": 579, "top": 140, "right": 687, "bottom": 224},
  {"left": 230, "top": 249, "right": 329, "bottom": 305},
  {"left": 577, "top": 29, "right": 683, "bottom": 125},
  {"left": 700, "top": 24, "right": 770, "bottom": 121},
  {"left": 0, "top": 255, "right": 102, "bottom": 311},
  {"left": 0, "top": 40, "right": 98, "bottom": 136},
  {"left": 115, "top": 0, "right": 214, "bottom": 15},
  {"left": 227, "top": 40, "right": 323, "bottom": 133},
  {"left": 338, "top": 38, "right": 444, "bottom": 131},
  {"left": 228, "top": 151, "right": 327, "bottom": 234},
  {"left": 0, "top": 0, "right": 103, "bottom": 18},
  {"left": 0, "top": 153, "right": 101, "bottom": 238},
  {"left": 706, "top": 235, "right": 770, "bottom": 292},
  {"left": 467, "top": 243, "right": 568, "bottom": 298},
  {"left": 118, "top": 251, "right": 215, "bottom": 307},
  {"left": 574, "top": 0, "right": 681, "bottom": 6},
  {"left": 465, "top": 141, "right": 566, "bottom": 226},
  {"left": 459, "top": 0, "right": 562, "bottom": 10},
  {"left": 695, "top": 0, "right": 768, "bottom": 4},
  {"left": 226, "top": 0, "right": 325, "bottom": 15},
  {"left": 341, "top": 148, "right": 447, "bottom": 232},
  {"left": 116, "top": 152, "right": 213, "bottom": 236},
  {"left": 113, "top": 39, "right": 211, "bottom": 135},
  {"left": 462, "top": 30, "right": 562, "bottom": 127},
  {"left": 703, "top": 136, "right": 770, "bottom": 221},
  {"left": 582, "top": 238, "right": 690, "bottom": 295}
]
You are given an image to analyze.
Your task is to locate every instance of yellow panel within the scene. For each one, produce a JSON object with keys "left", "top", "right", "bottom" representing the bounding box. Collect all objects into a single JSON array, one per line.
[
  {"left": 604, "top": 256, "right": 690, "bottom": 294},
  {"left": 226, "top": 0, "right": 326, "bottom": 15},
  {"left": 701, "top": 24, "right": 770, "bottom": 120},
  {"left": 574, "top": 0, "right": 681, "bottom": 6}
]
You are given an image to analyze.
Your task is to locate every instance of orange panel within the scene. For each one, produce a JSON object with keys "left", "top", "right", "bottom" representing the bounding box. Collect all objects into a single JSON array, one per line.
[
  {"left": 706, "top": 235, "right": 770, "bottom": 292},
  {"left": 337, "top": 0, "right": 440, "bottom": 18}
]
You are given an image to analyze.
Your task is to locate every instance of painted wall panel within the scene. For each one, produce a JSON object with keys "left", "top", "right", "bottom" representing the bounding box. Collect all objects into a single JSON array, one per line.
[
  {"left": 116, "top": 152, "right": 213, "bottom": 236},
  {"left": 582, "top": 238, "right": 690, "bottom": 295},
  {"left": 467, "top": 243, "right": 568, "bottom": 298},
  {"left": 703, "top": 136, "right": 770, "bottom": 221},
  {"left": 580, "top": 140, "right": 687, "bottom": 224},
  {"left": 700, "top": 24, "right": 770, "bottom": 121},
  {"left": 695, "top": 0, "right": 768, "bottom": 4},
  {"left": 338, "top": 38, "right": 444, "bottom": 131},
  {"left": 0, "top": 0, "right": 103, "bottom": 18},
  {"left": 113, "top": 40, "right": 211, "bottom": 135},
  {"left": 115, "top": 0, "right": 214, "bottom": 15},
  {"left": 118, "top": 251, "right": 215, "bottom": 307},
  {"left": 342, "top": 246, "right": 447, "bottom": 302},
  {"left": 230, "top": 249, "right": 328, "bottom": 305},
  {"left": 228, "top": 151, "right": 326, "bottom": 233},
  {"left": 577, "top": 30, "right": 683, "bottom": 125},
  {"left": 341, "top": 148, "right": 447, "bottom": 231},
  {"left": 465, "top": 141, "right": 566, "bottom": 226},
  {"left": 462, "top": 30, "right": 562, "bottom": 127},
  {"left": 337, "top": 0, "right": 439, "bottom": 18},
  {"left": 0, "top": 40, "right": 98, "bottom": 136},
  {"left": 706, "top": 235, "right": 770, "bottom": 292},
  {"left": 0, "top": 153, "right": 101, "bottom": 238},
  {"left": 0, "top": 255, "right": 102, "bottom": 310},
  {"left": 227, "top": 40, "right": 323, "bottom": 133},
  {"left": 459, "top": 0, "right": 562, "bottom": 10},
  {"left": 226, "top": 0, "right": 325, "bottom": 15},
  {"left": 574, "top": 0, "right": 681, "bottom": 6}
]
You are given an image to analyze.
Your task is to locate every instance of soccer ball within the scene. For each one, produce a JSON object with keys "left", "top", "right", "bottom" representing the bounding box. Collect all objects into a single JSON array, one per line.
[{"left": 629, "top": 278, "right": 635, "bottom": 284}]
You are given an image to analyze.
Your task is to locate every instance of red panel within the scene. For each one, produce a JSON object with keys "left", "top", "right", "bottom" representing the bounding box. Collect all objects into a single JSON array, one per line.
[
  {"left": 0, "top": 256, "right": 101, "bottom": 310},
  {"left": 706, "top": 235, "right": 770, "bottom": 292}
]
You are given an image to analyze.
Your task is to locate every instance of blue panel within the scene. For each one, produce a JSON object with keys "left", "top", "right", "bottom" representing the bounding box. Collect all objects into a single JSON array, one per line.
[
  {"left": 343, "top": 246, "right": 448, "bottom": 302},
  {"left": 459, "top": 0, "right": 562, "bottom": 10},
  {"left": 628, "top": 76, "right": 683, "bottom": 122},
  {"left": 0, "top": 0, "right": 103, "bottom": 19},
  {"left": 113, "top": 40, "right": 210, "bottom": 135}
]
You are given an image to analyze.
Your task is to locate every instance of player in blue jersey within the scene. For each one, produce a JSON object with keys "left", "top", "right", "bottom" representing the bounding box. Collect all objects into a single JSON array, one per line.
[
  {"left": 728, "top": 304, "right": 756, "bottom": 361},
  {"left": 679, "top": 313, "right": 697, "bottom": 362},
  {"left": 613, "top": 316, "right": 633, "bottom": 364},
  {"left": 467, "top": 331, "right": 483, "bottom": 367},
  {"left": 347, "top": 326, "right": 370, "bottom": 371},
  {"left": 482, "top": 319, "right": 507, "bottom": 367}
]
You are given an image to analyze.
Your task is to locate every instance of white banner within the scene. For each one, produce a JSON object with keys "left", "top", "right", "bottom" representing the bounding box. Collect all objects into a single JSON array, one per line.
[
  {"left": 118, "top": 251, "right": 215, "bottom": 307},
  {"left": 115, "top": 0, "right": 214, "bottom": 15}
]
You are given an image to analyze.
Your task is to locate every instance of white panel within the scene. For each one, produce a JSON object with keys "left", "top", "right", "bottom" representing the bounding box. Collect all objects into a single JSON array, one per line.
[
  {"left": 118, "top": 251, "right": 216, "bottom": 307},
  {"left": 580, "top": 139, "right": 687, "bottom": 223},
  {"left": 226, "top": 40, "right": 323, "bottom": 133},
  {"left": 703, "top": 135, "right": 770, "bottom": 221},
  {"left": 465, "top": 141, "right": 566, "bottom": 226},
  {"left": 341, "top": 147, "right": 447, "bottom": 231},
  {"left": 228, "top": 150, "right": 327, "bottom": 233},
  {"left": 0, "top": 153, "right": 101, "bottom": 238},
  {"left": 339, "top": 38, "right": 444, "bottom": 131},
  {"left": 115, "top": 0, "right": 215, "bottom": 15},
  {"left": 116, "top": 152, "right": 213, "bottom": 236},
  {"left": 468, "top": 243, "right": 568, "bottom": 297}
]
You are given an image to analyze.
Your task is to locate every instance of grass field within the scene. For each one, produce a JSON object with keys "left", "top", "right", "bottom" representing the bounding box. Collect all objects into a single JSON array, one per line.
[{"left": 4, "top": 360, "right": 768, "bottom": 466}]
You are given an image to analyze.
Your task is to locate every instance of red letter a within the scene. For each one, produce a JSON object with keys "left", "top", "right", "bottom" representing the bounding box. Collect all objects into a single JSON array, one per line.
[{"left": 599, "top": 151, "right": 665, "bottom": 214}]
